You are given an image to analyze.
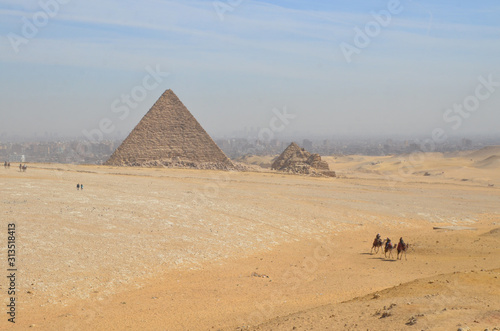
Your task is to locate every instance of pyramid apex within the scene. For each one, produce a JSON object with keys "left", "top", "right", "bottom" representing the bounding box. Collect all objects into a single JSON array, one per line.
[
  {"left": 284, "top": 142, "right": 301, "bottom": 151},
  {"left": 160, "top": 89, "right": 175, "bottom": 96}
]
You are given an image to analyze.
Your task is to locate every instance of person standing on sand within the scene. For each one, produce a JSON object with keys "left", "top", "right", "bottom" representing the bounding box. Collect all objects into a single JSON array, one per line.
[
  {"left": 77, "top": 184, "right": 80, "bottom": 190},
  {"left": 19, "top": 163, "right": 22, "bottom": 171},
  {"left": 80, "top": 184, "right": 83, "bottom": 190}
]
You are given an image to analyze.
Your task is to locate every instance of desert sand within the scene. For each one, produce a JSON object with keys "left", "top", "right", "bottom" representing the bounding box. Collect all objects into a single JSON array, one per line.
[{"left": 1, "top": 147, "right": 499, "bottom": 330}]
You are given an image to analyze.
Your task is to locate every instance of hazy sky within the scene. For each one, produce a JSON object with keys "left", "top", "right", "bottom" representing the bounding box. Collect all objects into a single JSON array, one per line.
[{"left": 1, "top": 0, "right": 499, "bottom": 140}]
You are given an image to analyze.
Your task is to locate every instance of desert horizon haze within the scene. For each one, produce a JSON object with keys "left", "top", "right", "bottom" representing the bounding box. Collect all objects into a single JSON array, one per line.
[{"left": 1, "top": 1, "right": 500, "bottom": 138}]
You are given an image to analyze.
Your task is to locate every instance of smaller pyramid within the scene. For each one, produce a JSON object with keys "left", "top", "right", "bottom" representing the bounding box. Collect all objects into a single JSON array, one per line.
[
  {"left": 105, "top": 90, "right": 234, "bottom": 170},
  {"left": 272, "top": 142, "right": 335, "bottom": 177}
]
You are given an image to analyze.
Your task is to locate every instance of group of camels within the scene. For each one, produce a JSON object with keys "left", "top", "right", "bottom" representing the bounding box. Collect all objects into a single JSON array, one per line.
[{"left": 371, "top": 234, "right": 409, "bottom": 260}]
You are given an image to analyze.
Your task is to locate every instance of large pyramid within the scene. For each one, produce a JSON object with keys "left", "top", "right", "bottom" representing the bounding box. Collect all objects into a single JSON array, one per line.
[
  {"left": 271, "top": 142, "right": 335, "bottom": 177},
  {"left": 105, "top": 90, "right": 234, "bottom": 170}
]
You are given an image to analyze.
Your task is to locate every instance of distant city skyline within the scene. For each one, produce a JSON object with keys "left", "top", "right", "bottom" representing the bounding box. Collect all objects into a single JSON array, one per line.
[
  {"left": 2, "top": 132, "right": 499, "bottom": 166},
  {"left": 1, "top": 1, "right": 499, "bottom": 139}
]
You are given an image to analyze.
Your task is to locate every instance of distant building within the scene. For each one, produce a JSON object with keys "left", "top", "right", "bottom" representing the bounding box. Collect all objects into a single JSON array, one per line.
[
  {"left": 303, "top": 139, "right": 313, "bottom": 150},
  {"left": 9, "top": 154, "right": 25, "bottom": 163},
  {"left": 462, "top": 138, "right": 472, "bottom": 148}
]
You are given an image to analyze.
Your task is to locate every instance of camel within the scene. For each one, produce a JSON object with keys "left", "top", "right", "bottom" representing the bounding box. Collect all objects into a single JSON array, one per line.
[
  {"left": 371, "top": 235, "right": 384, "bottom": 254},
  {"left": 397, "top": 240, "right": 409, "bottom": 260},
  {"left": 384, "top": 238, "right": 395, "bottom": 259}
]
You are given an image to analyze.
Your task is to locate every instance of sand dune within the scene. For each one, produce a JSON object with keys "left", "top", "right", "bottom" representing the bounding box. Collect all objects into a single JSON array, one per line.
[
  {"left": 466, "top": 145, "right": 500, "bottom": 160},
  {"left": 235, "top": 154, "right": 276, "bottom": 169},
  {"left": 481, "top": 227, "right": 500, "bottom": 237},
  {"left": 475, "top": 155, "right": 500, "bottom": 169},
  {"left": 323, "top": 152, "right": 500, "bottom": 187},
  {"left": 252, "top": 268, "right": 500, "bottom": 330}
]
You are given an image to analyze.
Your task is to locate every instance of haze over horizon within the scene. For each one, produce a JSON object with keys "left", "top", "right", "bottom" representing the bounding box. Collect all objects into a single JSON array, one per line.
[{"left": 1, "top": 1, "right": 499, "bottom": 140}]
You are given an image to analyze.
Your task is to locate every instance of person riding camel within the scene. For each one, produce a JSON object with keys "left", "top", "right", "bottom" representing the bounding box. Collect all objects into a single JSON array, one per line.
[
  {"left": 385, "top": 238, "right": 392, "bottom": 249},
  {"left": 371, "top": 233, "right": 384, "bottom": 254},
  {"left": 397, "top": 237, "right": 409, "bottom": 260}
]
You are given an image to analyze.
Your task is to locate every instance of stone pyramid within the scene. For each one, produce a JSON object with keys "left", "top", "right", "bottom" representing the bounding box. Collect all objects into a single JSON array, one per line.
[
  {"left": 105, "top": 89, "right": 234, "bottom": 169},
  {"left": 272, "top": 142, "right": 335, "bottom": 177},
  {"left": 271, "top": 142, "right": 310, "bottom": 171}
]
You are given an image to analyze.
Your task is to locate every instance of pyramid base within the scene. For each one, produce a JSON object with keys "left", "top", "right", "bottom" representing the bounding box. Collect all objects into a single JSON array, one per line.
[{"left": 107, "top": 159, "right": 235, "bottom": 171}]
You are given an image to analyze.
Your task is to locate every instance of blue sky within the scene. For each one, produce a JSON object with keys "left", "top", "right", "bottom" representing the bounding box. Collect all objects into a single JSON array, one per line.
[{"left": 0, "top": 0, "right": 499, "bottom": 139}]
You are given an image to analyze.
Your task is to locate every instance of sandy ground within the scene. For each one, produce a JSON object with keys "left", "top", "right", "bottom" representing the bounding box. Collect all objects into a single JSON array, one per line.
[{"left": 1, "top": 147, "right": 499, "bottom": 330}]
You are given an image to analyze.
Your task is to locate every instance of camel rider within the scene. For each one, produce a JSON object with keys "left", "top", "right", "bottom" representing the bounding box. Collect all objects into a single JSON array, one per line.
[
  {"left": 399, "top": 237, "right": 405, "bottom": 246},
  {"left": 385, "top": 238, "right": 391, "bottom": 249},
  {"left": 376, "top": 233, "right": 381, "bottom": 240}
]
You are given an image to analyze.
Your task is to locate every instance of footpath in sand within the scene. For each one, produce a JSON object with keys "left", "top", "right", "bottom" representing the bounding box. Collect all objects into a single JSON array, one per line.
[{"left": 0, "top": 148, "right": 499, "bottom": 330}]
